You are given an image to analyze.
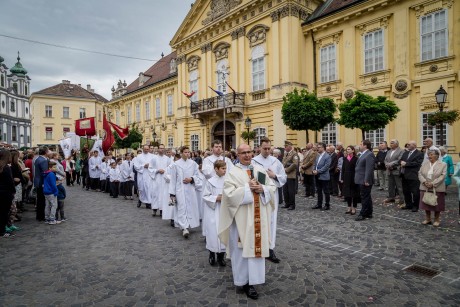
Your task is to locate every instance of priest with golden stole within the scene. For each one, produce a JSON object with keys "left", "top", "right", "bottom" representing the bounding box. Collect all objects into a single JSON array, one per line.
[{"left": 218, "top": 144, "right": 276, "bottom": 300}]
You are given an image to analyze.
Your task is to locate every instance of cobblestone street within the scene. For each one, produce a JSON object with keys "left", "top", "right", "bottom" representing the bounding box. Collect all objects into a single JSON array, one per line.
[{"left": 1, "top": 185, "right": 459, "bottom": 306}]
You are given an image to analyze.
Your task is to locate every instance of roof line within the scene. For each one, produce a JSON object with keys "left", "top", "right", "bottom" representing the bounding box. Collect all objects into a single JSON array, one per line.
[{"left": 303, "top": 0, "right": 368, "bottom": 26}]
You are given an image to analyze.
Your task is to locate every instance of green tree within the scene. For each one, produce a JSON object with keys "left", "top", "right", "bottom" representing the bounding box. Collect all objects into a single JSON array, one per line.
[
  {"left": 113, "top": 123, "right": 143, "bottom": 149},
  {"left": 240, "top": 130, "right": 256, "bottom": 143},
  {"left": 281, "top": 89, "right": 337, "bottom": 142},
  {"left": 337, "top": 91, "right": 400, "bottom": 141}
]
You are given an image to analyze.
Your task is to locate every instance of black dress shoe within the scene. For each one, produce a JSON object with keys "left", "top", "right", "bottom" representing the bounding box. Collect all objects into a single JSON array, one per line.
[
  {"left": 312, "top": 205, "right": 322, "bottom": 209},
  {"left": 321, "top": 205, "right": 330, "bottom": 211},
  {"left": 355, "top": 215, "right": 366, "bottom": 221},
  {"left": 411, "top": 208, "right": 419, "bottom": 212},
  {"left": 266, "top": 249, "right": 280, "bottom": 263},
  {"left": 242, "top": 284, "right": 258, "bottom": 300},
  {"left": 366, "top": 214, "right": 373, "bottom": 219},
  {"left": 287, "top": 206, "right": 295, "bottom": 210},
  {"left": 401, "top": 206, "right": 412, "bottom": 210},
  {"left": 170, "top": 220, "right": 175, "bottom": 227},
  {"left": 216, "top": 252, "right": 226, "bottom": 267},
  {"left": 209, "top": 251, "right": 216, "bottom": 266},
  {"left": 152, "top": 209, "right": 157, "bottom": 217},
  {"left": 282, "top": 205, "right": 290, "bottom": 209},
  {"left": 137, "top": 200, "right": 142, "bottom": 208}
]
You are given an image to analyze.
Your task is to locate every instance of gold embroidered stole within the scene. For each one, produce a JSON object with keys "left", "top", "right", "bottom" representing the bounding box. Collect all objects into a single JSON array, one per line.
[{"left": 246, "top": 170, "right": 262, "bottom": 258}]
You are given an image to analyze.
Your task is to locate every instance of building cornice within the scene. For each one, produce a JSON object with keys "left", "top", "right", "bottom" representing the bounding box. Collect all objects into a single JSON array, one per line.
[{"left": 29, "top": 94, "right": 104, "bottom": 105}]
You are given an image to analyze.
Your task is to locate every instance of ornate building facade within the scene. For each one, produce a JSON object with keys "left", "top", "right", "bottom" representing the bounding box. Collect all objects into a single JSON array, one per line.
[{"left": 0, "top": 53, "right": 32, "bottom": 148}]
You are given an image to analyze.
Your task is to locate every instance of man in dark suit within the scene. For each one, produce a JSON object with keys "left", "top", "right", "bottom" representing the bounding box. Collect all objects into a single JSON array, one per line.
[
  {"left": 354, "top": 140, "right": 375, "bottom": 221},
  {"left": 400, "top": 140, "right": 423, "bottom": 212},
  {"left": 328, "top": 145, "right": 339, "bottom": 196},
  {"left": 282, "top": 141, "right": 299, "bottom": 210},
  {"left": 312, "top": 142, "right": 332, "bottom": 210},
  {"left": 34, "top": 146, "right": 49, "bottom": 221}
]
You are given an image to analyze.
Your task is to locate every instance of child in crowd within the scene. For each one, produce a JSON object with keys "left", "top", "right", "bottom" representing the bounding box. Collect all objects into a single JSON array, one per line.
[
  {"left": 202, "top": 160, "right": 227, "bottom": 266},
  {"left": 43, "top": 161, "right": 60, "bottom": 225},
  {"left": 100, "top": 157, "right": 108, "bottom": 193},
  {"left": 56, "top": 181, "right": 67, "bottom": 222},
  {"left": 121, "top": 153, "right": 135, "bottom": 200},
  {"left": 117, "top": 158, "right": 125, "bottom": 199},
  {"left": 109, "top": 161, "right": 121, "bottom": 198}
]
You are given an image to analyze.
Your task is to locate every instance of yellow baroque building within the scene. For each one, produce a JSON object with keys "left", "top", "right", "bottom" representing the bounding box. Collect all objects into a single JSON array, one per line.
[{"left": 107, "top": 0, "right": 459, "bottom": 154}]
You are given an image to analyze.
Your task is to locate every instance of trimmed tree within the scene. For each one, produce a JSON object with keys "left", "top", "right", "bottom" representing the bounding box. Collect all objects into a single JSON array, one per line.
[
  {"left": 337, "top": 91, "right": 400, "bottom": 141},
  {"left": 113, "top": 123, "right": 143, "bottom": 149},
  {"left": 281, "top": 89, "right": 337, "bottom": 142}
]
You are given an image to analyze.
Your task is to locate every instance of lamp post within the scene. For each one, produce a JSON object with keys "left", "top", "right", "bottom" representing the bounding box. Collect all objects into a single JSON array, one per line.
[
  {"left": 435, "top": 85, "right": 447, "bottom": 146},
  {"left": 152, "top": 130, "right": 157, "bottom": 145},
  {"left": 244, "top": 116, "right": 252, "bottom": 144}
]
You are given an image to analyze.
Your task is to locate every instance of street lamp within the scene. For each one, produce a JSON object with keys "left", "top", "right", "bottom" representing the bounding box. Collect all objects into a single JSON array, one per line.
[
  {"left": 152, "top": 130, "right": 157, "bottom": 144},
  {"left": 435, "top": 85, "right": 448, "bottom": 146},
  {"left": 244, "top": 116, "right": 252, "bottom": 144}
]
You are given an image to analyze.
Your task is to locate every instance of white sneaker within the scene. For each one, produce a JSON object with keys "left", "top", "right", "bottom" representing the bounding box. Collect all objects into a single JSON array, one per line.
[
  {"left": 182, "top": 229, "right": 189, "bottom": 238},
  {"left": 55, "top": 220, "right": 62, "bottom": 224}
]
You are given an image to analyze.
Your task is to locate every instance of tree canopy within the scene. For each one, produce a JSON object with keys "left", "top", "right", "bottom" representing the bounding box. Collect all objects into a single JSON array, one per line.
[
  {"left": 113, "top": 123, "right": 143, "bottom": 149},
  {"left": 337, "top": 91, "right": 400, "bottom": 140}
]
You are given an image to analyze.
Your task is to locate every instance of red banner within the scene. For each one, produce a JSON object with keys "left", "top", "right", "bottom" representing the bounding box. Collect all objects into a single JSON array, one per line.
[
  {"left": 108, "top": 121, "right": 129, "bottom": 139},
  {"left": 102, "top": 114, "right": 114, "bottom": 153},
  {"left": 75, "top": 117, "right": 96, "bottom": 136}
]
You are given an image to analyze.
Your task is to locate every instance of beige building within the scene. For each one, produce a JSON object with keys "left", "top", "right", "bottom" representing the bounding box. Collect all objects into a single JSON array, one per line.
[
  {"left": 30, "top": 80, "right": 107, "bottom": 147},
  {"left": 107, "top": 0, "right": 459, "bottom": 154}
]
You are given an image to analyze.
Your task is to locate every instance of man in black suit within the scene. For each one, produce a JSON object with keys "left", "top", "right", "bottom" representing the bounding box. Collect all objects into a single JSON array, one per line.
[
  {"left": 328, "top": 145, "right": 339, "bottom": 196},
  {"left": 33, "top": 146, "right": 49, "bottom": 221},
  {"left": 400, "top": 140, "right": 423, "bottom": 212},
  {"left": 354, "top": 140, "right": 375, "bottom": 221}
]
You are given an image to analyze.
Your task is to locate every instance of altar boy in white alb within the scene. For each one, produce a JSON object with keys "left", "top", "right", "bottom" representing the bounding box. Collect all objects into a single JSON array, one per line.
[
  {"left": 203, "top": 160, "right": 227, "bottom": 267},
  {"left": 148, "top": 144, "right": 172, "bottom": 217},
  {"left": 134, "top": 145, "right": 154, "bottom": 208},
  {"left": 219, "top": 144, "right": 276, "bottom": 300},
  {"left": 252, "top": 137, "right": 287, "bottom": 263},
  {"left": 169, "top": 146, "right": 202, "bottom": 238}
]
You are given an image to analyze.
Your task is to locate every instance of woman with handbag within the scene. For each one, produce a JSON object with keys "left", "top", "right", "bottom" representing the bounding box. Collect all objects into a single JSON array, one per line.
[{"left": 418, "top": 150, "right": 447, "bottom": 227}]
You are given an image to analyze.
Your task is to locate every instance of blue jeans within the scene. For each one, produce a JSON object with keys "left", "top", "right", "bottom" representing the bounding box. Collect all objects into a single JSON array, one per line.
[{"left": 45, "top": 194, "right": 57, "bottom": 221}]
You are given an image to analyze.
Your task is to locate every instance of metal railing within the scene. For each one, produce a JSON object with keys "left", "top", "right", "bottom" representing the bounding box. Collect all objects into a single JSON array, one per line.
[{"left": 190, "top": 93, "right": 245, "bottom": 114}]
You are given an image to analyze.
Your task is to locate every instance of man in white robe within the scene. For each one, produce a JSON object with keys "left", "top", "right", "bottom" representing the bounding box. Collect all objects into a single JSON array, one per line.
[
  {"left": 148, "top": 144, "right": 172, "bottom": 217},
  {"left": 169, "top": 146, "right": 202, "bottom": 238},
  {"left": 219, "top": 144, "right": 276, "bottom": 300},
  {"left": 252, "top": 137, "right": 287, "bottom": 263},
  {"left": 121, "top": 153, "right": 135, "bottom": 200},
  {"left": 88, "top": 151, "right": 102, "bottom": 191},
  {"left": 134, "top": 145, "right": 154, "bottom": 208}
]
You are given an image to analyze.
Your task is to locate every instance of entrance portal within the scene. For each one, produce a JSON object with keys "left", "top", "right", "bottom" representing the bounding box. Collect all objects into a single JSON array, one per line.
[{"left": 212, "top": 121, "right": 235, "bottom": 151}]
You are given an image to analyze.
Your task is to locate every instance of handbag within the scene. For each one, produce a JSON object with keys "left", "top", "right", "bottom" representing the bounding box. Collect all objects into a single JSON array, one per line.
[{"left": 422, "top": 186, "right": 438, "bottom": 207}]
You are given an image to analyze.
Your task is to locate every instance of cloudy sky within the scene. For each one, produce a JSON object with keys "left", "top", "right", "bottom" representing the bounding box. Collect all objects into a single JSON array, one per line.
[{"left": 1, "top": 0, "right": 195, "bottom": 99}]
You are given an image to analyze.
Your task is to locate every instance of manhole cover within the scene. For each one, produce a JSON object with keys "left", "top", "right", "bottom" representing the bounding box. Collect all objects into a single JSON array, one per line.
[{"left": 403, "top": 264, "right": 440, "bottom": 278}]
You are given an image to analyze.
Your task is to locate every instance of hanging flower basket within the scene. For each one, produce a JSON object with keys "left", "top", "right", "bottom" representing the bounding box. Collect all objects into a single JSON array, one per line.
[
  {"left": 241, "top": 130, "right": 256, "bottom": 140},
  {"left": 427, "top": 110, "right": 460, "bottom": 126}
]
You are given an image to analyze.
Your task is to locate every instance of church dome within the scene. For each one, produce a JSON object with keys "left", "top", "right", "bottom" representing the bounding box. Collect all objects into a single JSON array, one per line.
[{"left": 10, "top": 52, "right": 28, "bottom": 76}]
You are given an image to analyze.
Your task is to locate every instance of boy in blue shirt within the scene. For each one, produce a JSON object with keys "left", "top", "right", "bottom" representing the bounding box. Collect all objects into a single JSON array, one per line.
[{"left": 43, "top": 161, "right": 60, "bottom": 225}]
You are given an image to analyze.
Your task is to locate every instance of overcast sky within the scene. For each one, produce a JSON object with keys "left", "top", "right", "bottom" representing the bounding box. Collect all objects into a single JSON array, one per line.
[{"left": 1, "top": 0, "right": 195, "bottom": 99}]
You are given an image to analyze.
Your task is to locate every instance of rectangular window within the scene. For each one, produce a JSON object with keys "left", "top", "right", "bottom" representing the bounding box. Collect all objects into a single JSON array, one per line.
[
  {"left": 127, "top": 108, "right": 132, "bottom": 124},
  {"left": 79, "top": 108, "right": 86, "bottom": 119},
  {"left": 421, "top": 10, "right": 447, "bottom": 61},
  {"left": 45, "top": 127, "right": 53, "bottom": 140},
  {"left": 364, "top": 128, "right": 385, "bottom": 149},
  {"left": 116, "top": 110, "right": 120, "bottom": 125},
  {"left": 63, "top": 127, "right": 70, "bottom": 133},
  {"left": 156, "top": 98, "right": 161, "bottom": 118},
  {"left": 12, "top": 125, "right": 17, "bottom": 142},
  {"left": 191, "top": 134, "right": 199, "bottom": 151},
  {"left": 321, "top": 123, "right": 337, "bottom": 145},
  {"left": 167, "top": 95, "right": 173, "bottom": 116},
  {"left": 145, "top": 101, "right": 150, "bottom": 120},
  {"left": 253, "top": 128, "right": 266, "bottom": 148},
  {"left": 252, "top": 57, "right": 265, "bottom": 91},
  {"left": 136, "top": 104, "right": 140, "bottom": 122},
  {"left": 168, "top": 136, "right": 174, "bottom": 148},
  {"left": 45, "top": 105, "right": 52, "bottom": 117},
  {"left": 63, "top": 107, "right": 69, "bottom": 118},
  {"left": 364, "top": 29, "right": 384, "bottom": 73},
  {"left": 421, "top": 113, "right": 447, "bottom": 146},
  {"left": 320, "top": 45, "right": 336, "bottom": 83},
  {"left": 98, "top": 110, "right": 102, "bottom": 121},
  {"left": 189, "top": 80, "right": 198, "bottom": 102}
]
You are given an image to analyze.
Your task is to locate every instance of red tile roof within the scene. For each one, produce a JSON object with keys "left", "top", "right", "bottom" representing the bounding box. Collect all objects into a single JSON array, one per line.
[
  {"left": 124, "top": 51, "right": 177, "bottom": 95},
  {"left": 33, "top": 82, "right": 108, "bottom": 102}
]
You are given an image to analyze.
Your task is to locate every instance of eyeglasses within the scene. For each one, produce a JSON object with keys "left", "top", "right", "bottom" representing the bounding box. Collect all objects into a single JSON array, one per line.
[{"left": 238, "top": 151, "right": 252, "bottom": 155}]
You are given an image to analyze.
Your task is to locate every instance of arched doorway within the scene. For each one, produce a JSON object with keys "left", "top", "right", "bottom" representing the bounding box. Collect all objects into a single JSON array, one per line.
[{"left": 213, "top": 120, "right": 235, "bottom": 150}]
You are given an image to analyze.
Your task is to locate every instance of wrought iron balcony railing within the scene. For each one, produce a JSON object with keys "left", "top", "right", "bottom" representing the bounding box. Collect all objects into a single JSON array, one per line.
[{"left": 190, "top": 92, "right": 245, "bottom": 115}]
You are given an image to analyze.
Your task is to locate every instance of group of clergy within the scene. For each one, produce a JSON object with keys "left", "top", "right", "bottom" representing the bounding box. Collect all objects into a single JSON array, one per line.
[{"left": 87, "top": 137, "right": 287, "bottom": 300}]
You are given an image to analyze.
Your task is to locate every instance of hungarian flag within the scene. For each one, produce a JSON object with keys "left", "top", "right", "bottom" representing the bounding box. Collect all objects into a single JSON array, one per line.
[
  {"left": 102, "top": 114, "right": 115, "bottom": 154},
  {"left": 208, "top": 86, "right": 224, "bottom": 96},
  {"left": 108, "top": 121, "right": 129, "bottom": 139},
  {"left": 182, "top": 91, "right": 196, "bottom": 98},
  {"left": 75, "top": 117, "right": 96, "bottom": 136}
]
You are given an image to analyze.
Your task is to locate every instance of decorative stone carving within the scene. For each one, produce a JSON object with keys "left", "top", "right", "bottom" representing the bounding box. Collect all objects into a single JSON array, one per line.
[
  {"left": 392, "top": 77, "right": 411, "bottom": 99},
  {"left": 231, "top": 27, "right": 245, "bottom": 40},
  {"left": 246, "top": 24, "right": 270, "bottom": 47},
  {"left": 279, "top": 5, "right": 290, "bottom": 18},
  {"left": 290, "top": 4, "right": 300, "bottom": 18},
  {"left": 344, "top": 89, "right": 354, "bottom": 99},
  {"left": 270, "top": 10, "right": 280, "bottom": 22},
  {"left": 429, "top": 64, "right": 438, "bottom": 72},
  {"left": 176, "top": 55, "right": 186, "bottom": 65},
  {"left": 371, "top": 76, "right": 378, "bottom": 84},
  {"left": 213, "top": 42, "right": 231, "bottom": 61},
  {"left": 186, "top": 55, "right": 201, "bottom": 72},
  {"left": 202, "top": 0, "right": 242, "bottom": 26},
  {"left": 326, "top": 86, "right": 332, "bottom": 92},
  {"left": 356, "top": 14, "right": 392, "bottom": 35},
  {"left": 201, "top": 42, "right": 212, "bottom": 54},
  {"left": 412, "top": 0, "right": 452, "bottom": 19},
  {"left": 394, "top": 80, "right": 408, "bottom": 92}
]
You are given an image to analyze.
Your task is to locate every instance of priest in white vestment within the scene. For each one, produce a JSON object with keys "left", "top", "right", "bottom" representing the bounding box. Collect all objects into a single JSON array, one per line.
[
  {"left": 219, "top": 144, "right": 276, "bottom": 300},
  {"left": 252, "top": 137, "right": 287, "bottom": 264},
  {"left": 148, "top": 144, "right": 172, "bottom": 217},
  {"left": 169, "top": 146, "right": 202, "bottom": 238},
  {"left": 88, "top": 151, "right": 102, "bottom": 191},
  {"left": 134, "top": 145, "right": 154, "bottom": 208}
]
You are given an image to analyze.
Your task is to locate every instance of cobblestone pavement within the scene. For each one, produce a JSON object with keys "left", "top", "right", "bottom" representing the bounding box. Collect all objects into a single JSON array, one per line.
[{"left": 1, "top": 184, "right": 459, "bottom": 306}]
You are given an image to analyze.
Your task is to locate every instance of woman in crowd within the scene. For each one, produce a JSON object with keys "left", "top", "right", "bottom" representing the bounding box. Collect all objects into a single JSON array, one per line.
[
  {"left": 10, "top": 150, "right": 26, "bottom": 228},
  {"left": 24, "top": 153, "right": 34, "bottom": 204},
  {"left": 418, "top": 150, "right": 447, "bottom": 227},
  {"left": 74, "top": 153, "right": 82, "bottom": 185},
  {"left": 0, "top": 150, "right": 16, "bottom": 237},
  {"left": 65, "top": 155, "right": 76, "bottom": 186},
  {"left": 339, "top": 145, "right": 360, "bottom": 215},
  {"left": 439, "top": 146, "right": 454, "bottom": 188}
]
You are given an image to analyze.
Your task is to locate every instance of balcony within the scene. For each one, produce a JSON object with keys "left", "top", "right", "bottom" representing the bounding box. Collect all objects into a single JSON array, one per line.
[{"left": 190, "top": 93, "right": 245, "bottom": 124}]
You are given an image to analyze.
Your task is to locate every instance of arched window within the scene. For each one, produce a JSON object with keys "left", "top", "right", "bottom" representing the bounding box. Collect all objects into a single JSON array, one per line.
[
  {"left": 253, "top": 127, "right": 266, "bottom": 147},
  {"left": 251, "top": 45, "right": 265, "bottom": 91},
  {"left": 191, "top": 134, "right": 199, "bottom": 151}
]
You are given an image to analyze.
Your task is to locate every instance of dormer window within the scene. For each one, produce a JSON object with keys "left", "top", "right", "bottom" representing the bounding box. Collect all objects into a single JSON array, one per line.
[{"left": 170, "top": 59, "right": 177, "bottom": 74}]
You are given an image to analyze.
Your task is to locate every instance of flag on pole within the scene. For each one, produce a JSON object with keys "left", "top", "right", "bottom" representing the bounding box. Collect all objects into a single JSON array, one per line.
[
  {"left": 208, "top": 86, "right": 224, "bottom": 96},
  {"left": 102, "top": 114, "right": 115, "bottom": 154},
  {"left": 75, "top": 117, "right": 96, "bottom": 136},
  {"left": 225, "top": 81, "right": 236, "bottom": 93},
  {"left": 182, "top": 91, "right": 196, "bottom": 98},
  {"left": 108, "top": 121, "right": 129, "bottom": 139},
  {"left": 59, "top": 138, "right": 72, "bottom": 158}
]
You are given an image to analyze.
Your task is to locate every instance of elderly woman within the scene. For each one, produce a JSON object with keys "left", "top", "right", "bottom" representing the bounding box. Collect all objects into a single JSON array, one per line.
[
  {"left": 439, "top": 146, "right": 454, "bottom": 187},
  {"left": 340, "top": 145, "right": 360, "bottom": 215},
  {"left": 418, "top": 150, "right": 447, "bottom": 227}
]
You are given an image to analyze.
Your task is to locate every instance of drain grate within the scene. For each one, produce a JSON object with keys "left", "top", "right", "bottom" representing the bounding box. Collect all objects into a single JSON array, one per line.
[{"left": 403, "top": 264, "right": 440, "bottom": 278}]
